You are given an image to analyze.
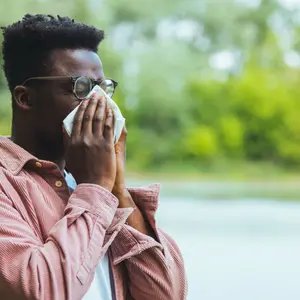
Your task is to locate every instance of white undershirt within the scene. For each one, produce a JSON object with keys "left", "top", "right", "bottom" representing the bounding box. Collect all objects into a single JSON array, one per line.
[{"left": 64, "top": 171, "right": 113, "bottom": 300}]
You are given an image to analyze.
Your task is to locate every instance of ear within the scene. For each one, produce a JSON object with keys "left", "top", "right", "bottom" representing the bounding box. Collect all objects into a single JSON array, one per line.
[{"left": 13, "top": 86, "right": 35, "bottom": 111}]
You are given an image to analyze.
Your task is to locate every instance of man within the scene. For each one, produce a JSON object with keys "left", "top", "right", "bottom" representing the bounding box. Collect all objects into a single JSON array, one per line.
[{"left": 0, "top": 14, "right": 187, "bottom": 300}]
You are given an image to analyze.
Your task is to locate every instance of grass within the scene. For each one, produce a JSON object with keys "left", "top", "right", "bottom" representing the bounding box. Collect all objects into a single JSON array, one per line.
[{"left": 126, "top": 160, "right": 300, "bottom": 181}]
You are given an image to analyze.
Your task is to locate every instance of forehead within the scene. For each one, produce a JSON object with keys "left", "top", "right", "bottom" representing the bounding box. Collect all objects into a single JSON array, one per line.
[{"left": 48, "top": 49, "right": 104, "bottom": 79}]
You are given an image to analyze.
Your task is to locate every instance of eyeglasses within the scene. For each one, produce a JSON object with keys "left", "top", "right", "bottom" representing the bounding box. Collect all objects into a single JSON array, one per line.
[{"left": 22, "top": 76, "right": 118, "bottom": 99}]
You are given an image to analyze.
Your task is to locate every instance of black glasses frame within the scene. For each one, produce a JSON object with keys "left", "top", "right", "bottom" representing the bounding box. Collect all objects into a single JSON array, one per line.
[{"left": 22, "top": 76, "right": 119, "bottom": 99}]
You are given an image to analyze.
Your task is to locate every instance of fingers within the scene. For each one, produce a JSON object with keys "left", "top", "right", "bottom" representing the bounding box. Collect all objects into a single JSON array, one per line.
[
  {"left": 103, "top": 109, "right": 114, "bottom": 144},
  {"left": 71, "top": 93, "right": 112, "bottom": 141},
  {"left": 82, "top": 94, "right": 100, "bottom": 136},
  {"left": 71, "top": 99, "right": 89, "bottom": 137},
  {"left": 93, "top": 96, "right": 107, "bottom": 137}
]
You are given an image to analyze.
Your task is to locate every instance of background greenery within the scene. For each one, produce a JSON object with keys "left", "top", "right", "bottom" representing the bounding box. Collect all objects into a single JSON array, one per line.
[{"left": 1, "top": 0, "right": 300, "bottom": 178}]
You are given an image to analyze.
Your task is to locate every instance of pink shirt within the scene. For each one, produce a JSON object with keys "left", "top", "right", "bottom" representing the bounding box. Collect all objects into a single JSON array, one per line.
[{"left": 0, "top": 137, "right": 187, "bottom": 300}]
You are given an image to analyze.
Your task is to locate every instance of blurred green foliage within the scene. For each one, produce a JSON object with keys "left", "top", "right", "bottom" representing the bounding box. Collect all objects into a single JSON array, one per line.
[{"left": 1, "top": 0, "right": 300, "bottom": 173}]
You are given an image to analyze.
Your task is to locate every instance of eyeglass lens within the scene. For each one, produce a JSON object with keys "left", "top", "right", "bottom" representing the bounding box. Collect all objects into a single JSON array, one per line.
[{"left": 74, "top": 76, "right": 115, "bottom": 99}]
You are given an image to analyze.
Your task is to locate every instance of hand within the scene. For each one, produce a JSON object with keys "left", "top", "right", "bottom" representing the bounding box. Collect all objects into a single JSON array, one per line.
[
  {"left": 111, "top": 127, "right": 155, "bottom": 236},
  {"left": 112, "top": 126, "right": 128, "bottom": 197},
  {"left": 64, "top": 94, "right": 116, "bottom": 192}
]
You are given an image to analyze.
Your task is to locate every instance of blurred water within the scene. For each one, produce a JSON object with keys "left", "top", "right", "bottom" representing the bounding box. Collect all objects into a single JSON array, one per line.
[{"left": 153, "top": 188, "right": 300, "bottom": 300}]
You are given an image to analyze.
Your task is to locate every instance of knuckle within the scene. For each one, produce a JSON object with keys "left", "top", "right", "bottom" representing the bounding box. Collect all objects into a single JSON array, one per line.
[
  {"left": 83, "top": 115, "right": 92, "bottom": 122},
  {"left": 82, "top": 137, "right": 92, "bottom": 148},
  {"left": 104, "top": 123, "right": 113, "bottom": 130},
  {"left": 69, "top": 138, "right": 81, "bottom": 149},
  {"left": 79, "top": 104, "right": 86, "bottom": 111},
  {"left": 74, "top": 117, "right": 82, "bottom": 124},
  {"left": 93, "top": 115, "right": 103, "bottom": 122},
  {"left": 105, "top": 143, "right": 114, "bottom": 152},
  {"left": 99, "top": 95, "right": 106, "bottom": 101},
  {"left": 99, "top": 99, "right": 106, "bottom": 106}
]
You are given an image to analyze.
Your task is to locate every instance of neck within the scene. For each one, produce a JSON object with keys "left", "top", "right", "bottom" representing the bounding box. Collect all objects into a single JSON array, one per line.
[{"left": 11, "top": 122, "right": 66, "bottom": 172}]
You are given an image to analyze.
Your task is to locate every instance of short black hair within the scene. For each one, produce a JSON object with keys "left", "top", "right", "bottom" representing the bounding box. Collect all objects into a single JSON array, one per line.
[{"left": 1, "top": 14, "right": 105, "bottom": 93}]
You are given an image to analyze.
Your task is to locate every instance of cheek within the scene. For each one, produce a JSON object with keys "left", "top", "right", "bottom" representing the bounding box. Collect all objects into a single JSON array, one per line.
[
  {"left": 60, "top": 98, "right": 81, "bottom": 123},
  {"left": 36, "top": 88, "right": 80, "bottom": 129},
  {"left": 35, "top": 96, "right": 61, "bottom": 131},
  {"left": 35, "top": 95, "right": 53, "bottom": 120},
  {"left": 52, "top": 95, "right": 79, "bottom": 123}
]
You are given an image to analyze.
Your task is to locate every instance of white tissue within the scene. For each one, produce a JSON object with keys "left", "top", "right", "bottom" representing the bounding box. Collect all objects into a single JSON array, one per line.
[{"left": 63, "top": 85, "right": 125, "bottom": 144}]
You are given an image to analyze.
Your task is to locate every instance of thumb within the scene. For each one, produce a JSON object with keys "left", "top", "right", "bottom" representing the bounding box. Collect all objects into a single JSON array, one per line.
[{"left": 119, "top": 125, "right": 128, "bottom": 142}]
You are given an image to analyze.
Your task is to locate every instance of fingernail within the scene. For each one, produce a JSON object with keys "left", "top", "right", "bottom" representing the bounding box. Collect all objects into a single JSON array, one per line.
[{"left": 108, "top": 108, "right": 113, "bottom": 116}]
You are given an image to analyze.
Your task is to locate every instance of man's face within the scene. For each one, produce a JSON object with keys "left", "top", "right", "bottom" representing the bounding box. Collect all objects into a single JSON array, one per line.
[{"left": 33, "top": 49, "right": 105, "bottom": 157}]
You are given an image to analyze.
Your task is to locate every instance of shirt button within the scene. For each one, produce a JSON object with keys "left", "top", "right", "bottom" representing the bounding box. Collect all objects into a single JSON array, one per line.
[
  {"left": 35, "top": 161, "right": 42, "bottom": 168},
  {"left": 55, "top": 181, "right": 63, "bottom": 188}
]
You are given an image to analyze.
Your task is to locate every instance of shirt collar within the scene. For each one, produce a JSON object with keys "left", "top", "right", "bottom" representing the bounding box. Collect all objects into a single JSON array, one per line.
[{"left": 0, "top": 136, "right": 38, "bottom": 175}]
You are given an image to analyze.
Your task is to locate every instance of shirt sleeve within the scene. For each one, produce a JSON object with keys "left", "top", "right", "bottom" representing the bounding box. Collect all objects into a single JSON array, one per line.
[
  {"left": 0, "top": 184, "right": 119, "bottom": 300},
  {"left": 110, "top": 184, "right": 188, "bottom": 300}
]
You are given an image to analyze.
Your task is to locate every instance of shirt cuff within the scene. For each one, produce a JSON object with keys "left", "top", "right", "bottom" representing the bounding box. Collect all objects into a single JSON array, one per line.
[
  {"left": 66, "top": 183, "right": 119, "bottom": 228},
  {"left": 127, "top": 184, "right": 160, "bottom": 215},
  {"left": 110, "top": 224, "right": 164, "bottom": 265},
  {"left": 127, "top": 183, "right": 165, "bottom": 244}
]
